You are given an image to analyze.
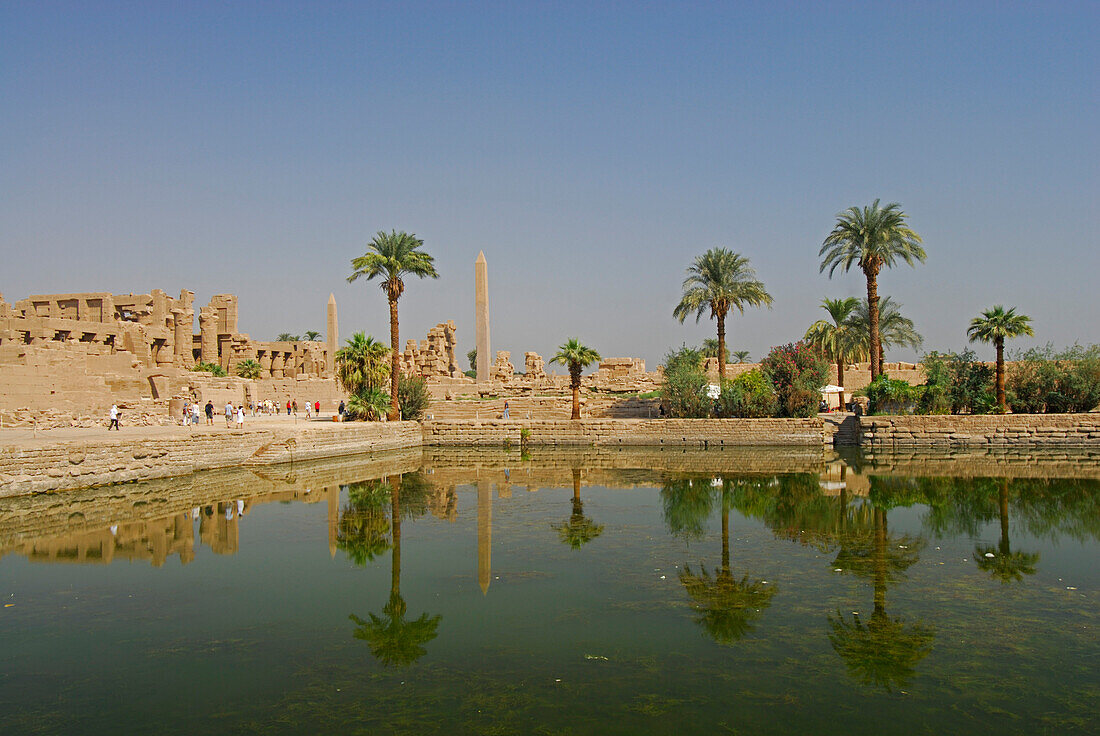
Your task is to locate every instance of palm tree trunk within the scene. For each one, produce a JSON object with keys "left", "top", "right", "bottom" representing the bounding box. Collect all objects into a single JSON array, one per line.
[
  {"left": 996, "top": 339, "right": 1006, "bottom": 413},
  {"left": 388, "top": 297, "right": 401, "bottom": 421},
  {"left": 866, "top": 273, "right": 881, "bottom": 381},
  {"left": 998, "top": 480, "right": 1010, "bottom": 554},
  {"left": 873, "top": 507, "right": 887, "bottom": 616},
  {"left": 572, "top": 469, "right": 581, "bottom": 504},
  {"left": 391, "top": 477, "right": 401, "bottom": 600},
  {"left": 837, "top": 360, "right": 845, "bottom": 409},
  {"left": 878, "top": 343, "right": 885, "bottom": 376},
  {"left": 721, "top": 506, "right": 730, "bottom": 573},
  {"left": 571, "top": 372, "right": 581, "bottom": 420},
  {"left": 716, "top": 312, "right": 726, "bottom": 382}
]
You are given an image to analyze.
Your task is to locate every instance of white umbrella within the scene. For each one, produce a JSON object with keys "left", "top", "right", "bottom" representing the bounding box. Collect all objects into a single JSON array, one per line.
[{"left": 820, "top": 384, "right": 845, "bottom": 393}]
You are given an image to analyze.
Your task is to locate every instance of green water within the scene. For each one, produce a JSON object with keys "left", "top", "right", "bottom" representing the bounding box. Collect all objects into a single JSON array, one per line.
[{"left": 1, "top": 448, "right": 1098, "bottom": 735}]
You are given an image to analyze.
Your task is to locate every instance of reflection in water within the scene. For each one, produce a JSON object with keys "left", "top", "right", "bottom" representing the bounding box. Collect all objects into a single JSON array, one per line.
[
  {"left": 337, "top": 480, "right": 393, "bottom": 565},
  {"left": 975, "top": 479, "right": 1040, "bottom": 584},
  {"left": 349, "top": 472, "right": 442, "bottom": 668},
  {"left": 553, "top": 469, "right": 604, "bottom": 550},
  {"left": 665, "top": 477, "right": 776, "bottom": 643}
]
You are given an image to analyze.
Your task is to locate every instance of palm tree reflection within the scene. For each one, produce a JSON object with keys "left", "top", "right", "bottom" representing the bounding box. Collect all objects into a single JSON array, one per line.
[
  {"left": 975, "top": 479, "right": 1040, "bottom": 584},
  {"left": 348, "top": 472, "right": 441, "bottom": 667},
  {"left": 553, "top": 469, "right": 604, "bottom": 550},
  {"left": 665, "top": 477, "right": 776, "bottom": 644}
]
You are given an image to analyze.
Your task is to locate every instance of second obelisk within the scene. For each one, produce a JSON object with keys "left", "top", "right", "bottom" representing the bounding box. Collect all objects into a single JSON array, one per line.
[{"left": 475, "top": 251, "right": 491, "bottom": 382}]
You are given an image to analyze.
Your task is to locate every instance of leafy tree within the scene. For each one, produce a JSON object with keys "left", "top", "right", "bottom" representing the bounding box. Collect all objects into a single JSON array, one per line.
[
  {"left": 552, "top": 469, "right": 604, "bottom": 549},
  {"left": 760, "top": 342, "right": 829, "bottom": 417},
  {"left": 397, "top": 375, "right": 431, "bottom": 421},
  {"left": 914, "top": 349, "right": 994, "bottom": 415},
  {"left": 466, "top": 348, "right": 477, "bottom": 373},
  {"left": 276, "top": 333, "right": 300, "bottom": 342},
  {"left": 716, "top": 369, "right": 777, "bottom": 418},
  {"left": 673, "top": 249, "right": 772, "bottom": 382},
  {"left": 1008, "top": 344, "right": 1100, "bottom": 413},
  {"left": 820, "top": 200, "right": 926, "bottom": 381},
  {"left": 700, "top": 338, "right": 729, "bottom": 366},
  {"left": 335, "top": 332, "right": 391, "bottom": 396},
  {"left": 304, "top": 330, "right": 321, "bottom": 341},
  {"left": 968, "top": 305, "right": 1035, "bottom": 413},
  {"left": 851, "top": 296, "right": 923, "bottom": 372},
  {"left": 660, "top": 345, "right": 711, "bottom": 418},
  {"left": 234, "top": 358, "right": 262, "bottom": 379},
  {"left": 804, "top": 297, "right": 868, "bottom": 407},
  {"left": 191, "top": 361, "right": 227, "bottom": 377},
  {"left": 731, "top": 350, "right": 751, "bottom": 364},
  {"left": 550, "top": 338, "right": 601, "bottom": 419},
  {"left": 348, "top": 230, "right": 439, "bottom": 421}
]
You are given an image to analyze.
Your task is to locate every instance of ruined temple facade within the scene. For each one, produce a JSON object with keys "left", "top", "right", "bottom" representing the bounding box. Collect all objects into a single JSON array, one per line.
[{"left": 0, "top": 290, "right": 332, "bottom": 380}]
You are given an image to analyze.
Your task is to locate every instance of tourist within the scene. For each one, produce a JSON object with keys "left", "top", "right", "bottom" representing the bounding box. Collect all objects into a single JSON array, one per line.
[
  {"left": 236, "top": 405, "right": 245, "bottom": 430},
  {"left": 224, "top": 401, "right": 234, "bottom": 428},
  {"left": 108, "top": 404, "right": 120, "bottom": 431},
  {"left": 338, "top": 400, "right": 345, "bottom": 418},
  {"left": 183, "top": 401, "right": 191, "bottom": 427},
  {"left": 503, "top": 401, "right": 510, "bottom": 420},
  {"left": 305, "top": 401, "right": 312, "bottom": 419},
  {"left": 314, "top": 400, "right": 320, "bottom": 415},
  {"left": 205, "top": 400, "right": 214, "bottom": 425},
  {"left": 292, "top": 399, "right": 298, "bottom": 415},
  {"left": 192, "top": 403, "right": 201, "bottom": 426},
  {"left": 286, "top": 399, "right": 291, "bottom": 415}
]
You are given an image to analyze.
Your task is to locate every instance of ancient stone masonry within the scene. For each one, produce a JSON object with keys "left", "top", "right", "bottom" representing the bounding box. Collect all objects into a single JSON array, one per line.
[
  {"left": 492, "top": 351, "right": 515, "bottom": 381},
  {"left": 525, "top": 352, "right": 546, "bottom": 379},
  {"left": 400, "top": 321, "right": 462, "bottom": 379}
]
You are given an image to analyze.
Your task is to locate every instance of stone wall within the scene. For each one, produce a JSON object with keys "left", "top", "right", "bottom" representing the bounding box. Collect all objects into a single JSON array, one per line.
[
  {"left": 860, "top": 414, "right": 1100, "bottom": 448},
  {"left": 422, "top": 418, "right": 827, "bottom": 447},
  {"left": 0, "top": 421, "right": 422, "bottom": 496}
]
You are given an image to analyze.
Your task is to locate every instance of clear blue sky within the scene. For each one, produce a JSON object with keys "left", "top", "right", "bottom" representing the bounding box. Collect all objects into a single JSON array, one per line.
[{"left": 2, "top": 1, "right": 1097, "bottom": 369}]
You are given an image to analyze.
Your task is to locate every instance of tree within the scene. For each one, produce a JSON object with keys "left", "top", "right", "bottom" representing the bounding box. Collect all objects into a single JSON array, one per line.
[
  {"left": 550, "top": 338, "right": 601, "bottom": 419},
  {"left": 700, "top": 338, "right": 729, "bottom": 366},
  {"left": 348, "top": 230, "right": 439, "bottom": 420},
  {"left": 852, "top": 296, "right": 923, "bottom": 373},
  {"left": 968, "top": 305, "right": 1034, "bottom": 413},
  {"left": 731, "top": 350, "right": 751, "bottom": 364},
  {"left": 304, "top": 330, "right": 321, "bottom": 341},
  {"left": 234, "top": 358, "right": 262, "bottom": 380},
  {"left": 674, "top": 249, "right": 773, "bottom": 382},
  {"left": 466, "top": 348, "right": 477, "bottom": 372},
  {"left": 276, "top": 333, "right": 300, "bottom": 342},
  {"left": 552, "top": 469, "right": 604, "bottom": 549},
  {"left": 335, "top": 333, "right": 391, "bottom": 396},
  {"left": 820, "top": 200, "right": 926, "bottom": 381},
  {"left": 804, "top": 297, "right": 868, "bottom": 408}
]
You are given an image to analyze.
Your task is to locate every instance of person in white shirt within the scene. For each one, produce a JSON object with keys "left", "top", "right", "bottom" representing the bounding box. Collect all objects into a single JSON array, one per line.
[
  {"left": 236, "top": 405, "right": 245, "bottom": 429},
  {"left": 225, "top": 402, "right": 234, "bottom": 428},
  {"left": 109, "top": 405, "right": 120, "bottom": 430}
]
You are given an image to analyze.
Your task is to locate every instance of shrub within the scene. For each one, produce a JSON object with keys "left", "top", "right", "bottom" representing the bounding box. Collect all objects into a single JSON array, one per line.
[
  {"left": 660, "top": 345, "right": 712, "bottom": 418},
  {"left": 344, "top": 388, "right": 390, "bottom": 421},
  {"left": 864, "top": 374, "right": 918, "bottom": 415},
  {"left": 234, "top": 359, "right": 262, "bottom": 379},
  {"left": 916, "top": 352, "right": 952, "bottom": 414},
  {"left": 947, "top": 349, "right": 995, "bottom": 414},
  {"left": 716, "top": 370, "right": 778, "bottom": 418},
  {"left": 1007, "top": 344, "right": 1100, "bottom": 413},
  {"left": 397, "top": 375, "right": 431, "bottom": 420},
  {"left": 191, "top": 361, "right": 227, "bottom": 377},
  {"left": 760, "top": 342, "right": 829, "bottom": 418}
]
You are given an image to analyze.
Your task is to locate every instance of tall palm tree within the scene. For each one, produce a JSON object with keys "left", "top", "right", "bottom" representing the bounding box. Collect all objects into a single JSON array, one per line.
[
  {"left": 550, "top": 338, "right": 601, "bottom": 419},
  {"left": 553, "top": 469, "right": 604, "bottom": 549},
  {"left": 731, "top": 350, "right": 751, "bottom": 364},
  {"left": 804, "top": 297, "right": 868, "bottom": 408},
  {"left": 335, "top": 332, "right": 391, "bottom": 395},
  {"left": 673, "top": 249, "right": 773, "bottom": 382},
  {"left": 820, "top": 200, "right": 926, "bottom": 381},
  {"left": 348, "top": 231, "right": 439, "bottom": 420},
  {"left": 851, "top": 297, "right": 923, "bottom": 375},
  {"left": 967, "top": 305, "right": 1034, "bottom": 413}
]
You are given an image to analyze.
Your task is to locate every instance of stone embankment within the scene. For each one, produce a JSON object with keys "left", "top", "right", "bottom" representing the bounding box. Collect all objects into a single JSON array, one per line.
[{"left": 860, "top": 414, "right": 1100, "bottom": 448}]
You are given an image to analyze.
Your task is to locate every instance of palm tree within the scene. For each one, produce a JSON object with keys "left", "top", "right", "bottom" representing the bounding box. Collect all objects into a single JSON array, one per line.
[
  {"left": 348, "top": 230, "right": 439, "bottom": 420},
  {"left": 234, "top": 358, "right": 263, "bottom": 379},
  {"left": 820, "top": 200, "right": 926, "bottom": 381},
  {"left": 674, "top": 249, "right": 773, "bottom": 382},
  {"left": 851, "top": 296, "right": 923, "bottom": 374},
  {"left": 304, "top": 330, "right": 321, "bottom": 341},
  {"left": 335, "top": 332, "right": 391, "bottom": 395},
  {"left": 276, "top": 332, "right": 300, "bottom": 342},
  {"left": 550, "top": 338, "right": 601, "bottom": 419},
  {"left": 967, "top": 305, "right": 1034, "bottom": 413},
  {"left": 553, "top": 469, "right": 604, "bottom": 549},
  {"left": 975, "top": 479, "right": 1039, "bottom": 583},
  {"left": 700, "top": 338, "right": 729, "bottom": 366},
  {"left": 804, "top": 297, "right": 868, "bottom": 408},
  {"left": 731, "top": 350, "right": 751, "bottom": 364}
]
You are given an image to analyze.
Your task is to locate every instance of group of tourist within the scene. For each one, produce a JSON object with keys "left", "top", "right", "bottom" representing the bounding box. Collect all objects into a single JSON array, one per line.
[{"left": 170, "top": 398, "right": 331, "bottom": 430}]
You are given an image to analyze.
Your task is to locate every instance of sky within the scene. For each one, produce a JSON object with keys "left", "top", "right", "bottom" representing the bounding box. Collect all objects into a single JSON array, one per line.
[{"left": 2, "top": 1, "right": 1097, "bottom": 371}]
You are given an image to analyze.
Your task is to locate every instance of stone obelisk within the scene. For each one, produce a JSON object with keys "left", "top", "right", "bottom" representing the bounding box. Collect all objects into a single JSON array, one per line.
[
  {"left": 475, "top": 251, "right": 491, "bottom": 382},
  {"left": 326, "top": 293, "right": 338, "bottom": 377}
]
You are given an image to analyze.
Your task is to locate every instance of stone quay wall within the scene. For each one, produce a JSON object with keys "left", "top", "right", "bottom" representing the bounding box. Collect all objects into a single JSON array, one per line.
[
  {"left": 421, "top": 418, "right": 828, "bottom": 447},
  {"left": 0, "top": 422, "right": 422, "bottom": 496},
  {"left": 860, "top": 414, "right": 1100, "bottom": 449}
]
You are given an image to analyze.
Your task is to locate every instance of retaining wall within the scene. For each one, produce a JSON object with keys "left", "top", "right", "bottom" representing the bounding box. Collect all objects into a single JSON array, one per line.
[{"left": 860, "top": 414, "right": 1100, "bottom": 448}]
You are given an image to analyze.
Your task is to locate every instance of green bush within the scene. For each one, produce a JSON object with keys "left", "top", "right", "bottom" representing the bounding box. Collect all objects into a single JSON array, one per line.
[
  {"left": 397, "top": 375, "right": 431, "bottom": 420},
  {"left": 344, "top": 388, "right": 390, "bottom": 421},
  {"left": 716, "top": 370, "right": 778, "bottom": 418},
  {"left": 864, "top": 374, "right": 918, "bottom": 415},
  {"left": 916, "top": 352, "right": 952, "bottom": 414},
  {"left": 234, "top": 359, "right": 262, "bottom": 379},
  {"left": 760, "top": 342, "right": 829, "bottom": 418},
  {"left": 191, "top": 361, "right": 227, "bottom": 377},
  {"left": 1007, "top": 344, "right": 1100, "bottom": 413},
  {"left": 660, "top": 345, "right": 712, "bottom": 418}
]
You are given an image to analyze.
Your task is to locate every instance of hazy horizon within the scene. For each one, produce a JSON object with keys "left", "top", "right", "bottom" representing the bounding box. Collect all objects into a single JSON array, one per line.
[{"left": 3, "top": 3, "right": 1097, "bottom": 370}]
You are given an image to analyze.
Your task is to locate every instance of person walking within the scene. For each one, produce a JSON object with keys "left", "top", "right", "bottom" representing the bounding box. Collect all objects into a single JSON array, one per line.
[
  {"left": 236, "top": 405, "right": 245, "bottom": 430},
  {"left": 305, "top": 401, "right": 312, "bottom": 420},
  {"left": 225, "top": 401, "right": 234, "bottom": 428},
  {"left": 108, "top": 404, "right": 120, "bottom": 431},
  {"left": 338, "top": 400, "right": 345, "bottom": 418},
  {"left": 314, "top": 400, "right": 320, "bottom": 415},
  {"left": 286, "top": 399, "right": 291, "bottom": 416},
  {"left": 192, "top": 403, "right": 201, "bottom": 427},
  {"left": 292, "top": 399, "right": 298, "bottom": 416},
  {"left": 503, "top": 400, "right": 510, "bottom": 420},
  {"left": 205, "top": 400, "right": 214, "bottom": 425},
  {"left": 183, "top": 401, "right": 191, "bottom": 427}
]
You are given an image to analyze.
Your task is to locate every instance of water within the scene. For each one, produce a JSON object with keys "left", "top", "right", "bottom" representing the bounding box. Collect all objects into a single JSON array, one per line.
[{"left": 1, "top": 447, "right": 1098, "bottom": 735}]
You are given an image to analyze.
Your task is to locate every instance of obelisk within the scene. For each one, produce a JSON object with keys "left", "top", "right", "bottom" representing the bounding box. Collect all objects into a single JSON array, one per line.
[
  {"left": 475, "top": 251, "right": 491, "bottom": 382},
  {"left": 326, "top": 293, "right": 338, "bottom": 377}
]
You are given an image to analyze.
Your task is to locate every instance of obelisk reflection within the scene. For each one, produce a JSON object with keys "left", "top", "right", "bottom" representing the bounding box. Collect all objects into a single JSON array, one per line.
[{"left": 478, "top": 479, "right": 492, "bottom": 594}]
